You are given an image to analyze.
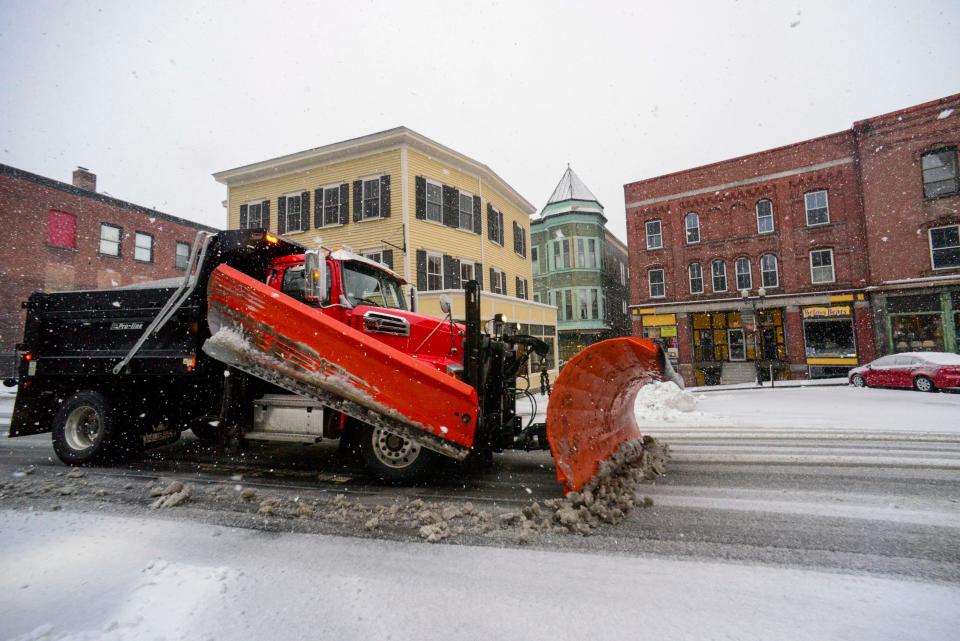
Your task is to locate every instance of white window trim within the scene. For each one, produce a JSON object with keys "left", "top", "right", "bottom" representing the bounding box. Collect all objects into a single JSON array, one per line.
[
  {"left": 756, "top": 199, "right": 775, "bottom": 234},
  {"left": 760, "top": 254, "right": 779, "bottom": 288},
  {"left": 99, "top": 223, "right": 121, "bottom": 257},
  {"left": 809, "top": 248, "right": 836, "bottom": 284},
  {"left": 804, "top": 190, "right": 830, "bottom": 227},
  {"left": 360, "top": 175, "right": 382, "bottom": 221},
  {"left": 735, "top": 257, "right": 752, "bottom": 290},
  {"left": 711, "top": 260, "right": 727, "bottom": 293},
  {"left": 457, "top": 190, "right": 474, "bottom": 232},
  {"left": 551, "top": 238, "right": 572, "bottom": 271},
  {"left": 514, "top": 223, "right": 526, "bottom": 257},
  {"left": 425, "top": 179, "right": 443, "bottom": 224},
  {"left": 489, "top": 207, "right": 504, "bottom": 246},
  {"left": 929, "top": 224, "right": 960, "bottom": 270},
  {"left": 320, "top": 184, "right": 342, "bottom": 228},
  {"left": 685, "top": 212, "right": 700, "bottom": 244},
  {"left": 648, "top": 269, "right": 666, "bottom": 299},
  {"left": 175, "top": 241, "right": 191, "bottom": 270},
  {"left": 460, "top": 259, "right": 476, "bottom": 284},
  {"left": 134, "top": 231, "right": 154, "bottom": 263},
  {"left": 283, "top": 191, "right": 305, "bottom": 232},
  {"left": 243, "top": 200, "right": 265, "bottom": 229},
  {"left": 425, "top": 250, "right": 443, "bottom": 291},
  {"left": 491, "top": 267, "right": 506, "bottom": 295},
  {"left": 688, "top": 263, "right": 704, "bottom": 294},
  {"left": 517, "top": 276, "right": 528, "bottom": 299},
  {"left": 645, "top": 220, "right": 663, "bottom": 250}
]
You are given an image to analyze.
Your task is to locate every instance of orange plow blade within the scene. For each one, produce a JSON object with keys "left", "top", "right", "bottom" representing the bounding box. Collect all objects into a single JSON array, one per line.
[{"left": 546, "top": 337, "right": 675, "bottom": 494}]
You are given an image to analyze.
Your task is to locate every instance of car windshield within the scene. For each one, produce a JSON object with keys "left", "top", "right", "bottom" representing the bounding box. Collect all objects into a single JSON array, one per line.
[{"left": 341, "top": 261, "right": 407, "bottom": 310}]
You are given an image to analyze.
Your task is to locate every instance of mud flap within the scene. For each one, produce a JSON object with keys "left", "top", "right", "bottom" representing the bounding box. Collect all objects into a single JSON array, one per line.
[
  {"left": 202, "top": 264, "right": 477, "bottom": 461},
  {"left": 546, "top": 337, "right": 671, "bottom": 494}
]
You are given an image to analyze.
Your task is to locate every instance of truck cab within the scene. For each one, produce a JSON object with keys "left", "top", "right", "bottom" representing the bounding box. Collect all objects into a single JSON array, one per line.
[{"left": 265, "top": 248, "right": 465, "bottom": 376}]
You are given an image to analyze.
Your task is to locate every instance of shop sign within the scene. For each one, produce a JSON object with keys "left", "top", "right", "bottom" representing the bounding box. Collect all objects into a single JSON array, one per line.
[
  {"left": 803, "top": 306, "right": 850, "bottom": 319},
  {"left": 660, "top": 326, "right": 677, "bottom": 337}
]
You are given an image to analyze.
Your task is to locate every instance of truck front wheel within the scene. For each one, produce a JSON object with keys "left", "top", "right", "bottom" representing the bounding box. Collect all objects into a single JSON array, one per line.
[
  {"left": 359, "top": 425, "right": 438, "bottom": 483},
  {"left": 52, "top": 391, "right": 133, "bottom": 465}
]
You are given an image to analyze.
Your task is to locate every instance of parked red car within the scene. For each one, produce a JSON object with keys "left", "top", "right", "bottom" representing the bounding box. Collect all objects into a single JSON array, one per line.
[{"left": 848, "top": 352, "right": 960, "bottom": 392}]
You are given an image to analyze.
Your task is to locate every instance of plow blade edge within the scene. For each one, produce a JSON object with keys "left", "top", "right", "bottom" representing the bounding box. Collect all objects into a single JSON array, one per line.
[
  {"left": 546, "top": 337, "right": 673, "bottom": 494},
  {"left": 202, "top": 264, "right": 478, "bottom": 460}
]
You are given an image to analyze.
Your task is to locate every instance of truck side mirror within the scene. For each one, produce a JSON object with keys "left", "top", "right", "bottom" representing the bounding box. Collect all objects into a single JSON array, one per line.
[
  {"left": 439, "top": 294, "right": 452, "bottom": 315},
  {"left": 303, "top": 250, "right": 327, "bottom": 304}
]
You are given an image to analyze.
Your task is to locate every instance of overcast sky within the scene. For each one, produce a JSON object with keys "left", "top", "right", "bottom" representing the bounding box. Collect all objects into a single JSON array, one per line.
[{"left": 2, "top": 1, "right": 958, "bottom": 241}]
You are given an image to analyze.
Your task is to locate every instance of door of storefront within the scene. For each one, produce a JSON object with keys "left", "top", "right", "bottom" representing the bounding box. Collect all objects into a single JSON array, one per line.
[{"left": 728, "top": 329, "right": 746, "bottom": 361}]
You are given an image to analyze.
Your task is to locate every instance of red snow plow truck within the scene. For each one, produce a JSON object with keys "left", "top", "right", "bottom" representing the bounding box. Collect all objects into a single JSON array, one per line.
[{"left": 9, "top": 230, "right": 675, "bottom": 493}]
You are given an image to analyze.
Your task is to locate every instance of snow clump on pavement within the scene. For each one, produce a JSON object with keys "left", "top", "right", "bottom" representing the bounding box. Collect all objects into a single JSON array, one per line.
[{"left": 634, "top": 381, "right": 699, "bottom": 422}]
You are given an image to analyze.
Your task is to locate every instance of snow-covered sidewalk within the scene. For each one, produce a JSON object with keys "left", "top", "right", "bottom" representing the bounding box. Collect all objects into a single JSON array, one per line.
[{"left": 2, "top": 509, "right": 958, "bottom": 641}]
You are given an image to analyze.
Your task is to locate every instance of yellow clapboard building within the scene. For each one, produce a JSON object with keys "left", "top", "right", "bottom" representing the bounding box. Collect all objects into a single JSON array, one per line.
[{"left": 213, "top": 127, "right": 559, "bottom": 372}]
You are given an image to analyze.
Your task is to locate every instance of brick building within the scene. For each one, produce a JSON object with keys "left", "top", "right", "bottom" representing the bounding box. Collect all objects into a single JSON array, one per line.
[
  {"left": 624, "top": 93, "right": 959, "bottom": 385},
  {"left": 0, "top": 164, "right": 217, "bottom": 376}
]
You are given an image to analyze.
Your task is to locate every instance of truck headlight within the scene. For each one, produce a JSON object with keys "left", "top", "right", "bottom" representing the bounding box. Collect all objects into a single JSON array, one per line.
[{"left": 446, "top": 363, "right": 465, "bottom": 379}]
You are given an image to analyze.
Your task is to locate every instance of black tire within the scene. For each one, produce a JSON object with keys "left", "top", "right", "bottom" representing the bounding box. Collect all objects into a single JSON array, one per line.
[
  {"left": 914, "top": 376, "right": 936, "bottom": 393},
  {"left": 358, "top": 424, "right": 438, "bottom": 483},
  {"left": 52, "top": 390, "right": 136, "bottom": 465},
  {"left": 851, "top": 374, "right": 867, "bottom": 388}
]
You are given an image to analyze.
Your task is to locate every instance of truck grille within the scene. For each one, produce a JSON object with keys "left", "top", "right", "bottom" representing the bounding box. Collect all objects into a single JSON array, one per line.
[{"left": 363, "top": 311, "right": 410, "bottom": 337}]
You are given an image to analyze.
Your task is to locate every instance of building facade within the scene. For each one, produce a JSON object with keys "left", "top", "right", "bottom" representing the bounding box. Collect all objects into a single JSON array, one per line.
[
  {"left": 531, "top": 167, "right": 631, "bottom": 365},
  {"left": 213, "top": 127, "right": 558, "bottom": 372},
  {"left": 625, "top": 93, "right": 959, "bottom": 385},
  {"left": 0, "top": 164, "right": 217, "bottom": 376}
]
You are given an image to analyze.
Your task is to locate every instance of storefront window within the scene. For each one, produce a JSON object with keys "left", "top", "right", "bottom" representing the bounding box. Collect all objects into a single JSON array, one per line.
[
  {"left": 891, "top": 314, "right": 944, "bottom": 352},
  {"left": 804, "top": 319, "right": 855, "bottom": 358}
]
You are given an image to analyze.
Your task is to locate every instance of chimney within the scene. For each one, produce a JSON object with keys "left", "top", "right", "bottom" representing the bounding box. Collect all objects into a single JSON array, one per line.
[{"left": 72, "top": 166, "right": 96, "bottom": 192}]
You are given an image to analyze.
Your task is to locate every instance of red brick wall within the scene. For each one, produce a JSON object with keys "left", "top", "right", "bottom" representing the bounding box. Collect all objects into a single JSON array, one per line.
[
  {"left": 0, "top": 167, "right": 216, "bottom": 371},
  {"left": 854, "top": 94, "right": 960, "bottom": 283},
  {"left": 625, "top": 132, "right": 869, "bottom": 307}
]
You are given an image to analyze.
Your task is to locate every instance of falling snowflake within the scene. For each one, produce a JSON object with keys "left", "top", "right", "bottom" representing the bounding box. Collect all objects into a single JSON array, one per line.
[{"left": 938, "top": 108, "right": 954, "bottom": 120}]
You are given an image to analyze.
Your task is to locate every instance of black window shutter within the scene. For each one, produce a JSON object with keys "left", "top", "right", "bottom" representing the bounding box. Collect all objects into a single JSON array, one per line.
[
  {"left": 262, "top": 200, "right": 270, "bottom": 230},
  {"left": 277, "top": 196, "right": 287, "bottom": 234},
  {"left": 512, "top": 222, "right": 517, "bottom": 252},
  {"left": 301, "top": 191, "right": 311, "bottom": 231},
  {"left": 486, "top": 203, "right": 494, "bottom": 241},
  {"left": 314, "top": 189, "right": 323, "bottom": 228},
  {"left": 339, "top": 184, "right": 349, "bottom": 225},
  {"left": 442, "top": 254, "right": 461, "bottom": 290},
  {"left": 489, "top": 267, "right": 496, "bottom": 293},
  {"left": 415, "top": 176, "right": 426, "bottom": 220},
  {"left": 442, "top": 185, "right": 459, "bottom": 228},
  {"left": 239, "top": 204, "right": 248, "bottom": 229},
  {"left": 415, "top": 250, "right": 427, "bottom": 290},
  {"left": 472, "top": 195, "right": 481, "bottom": 235},
  {"left": 475, "top": 262, "right": 483, "bottom": 289},
  {"left": 497, "top": 211, "right": 504, "bottom": 244},
  {"left": 521, "top": 226, "right": 526, "bottom": 257},
  {"left": 515, "top": 276, "right": 521, "bottom": 299},
  {"left": 353, "top": 180, "right": 362, "bottom": 222},
  {"left": 382, "top": 249, "right": 393, "bottom": 269},
  {"left": 380, "top": 175, "right": 391, "bottom": 217}
]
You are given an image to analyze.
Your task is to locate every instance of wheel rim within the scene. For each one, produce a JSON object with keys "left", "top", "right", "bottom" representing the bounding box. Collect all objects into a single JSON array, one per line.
[
  {"left": 853, "top": 376, "right": 865, "bottom": 387},
  {"left": 917, "top": 377, "right": 932, "bottom": 392},
  {"left": 370, "top": 428, "right": 421, "bottom": 469},
  {"left": 64, "top": 405, "right": 102, "bottom": 451}
]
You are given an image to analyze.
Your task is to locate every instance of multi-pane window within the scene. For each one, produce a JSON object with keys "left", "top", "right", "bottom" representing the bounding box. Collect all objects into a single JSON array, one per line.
[
  {"left": 689, "top": 262, "right": 704, "bottom": 294},
  {"left": 322, "top": 187, "right": 341, "bottom": 226},
  {"left": 517, "top": 277, "right": 528, "bottom": 300},
  {"left": 99, "top": 223, "right": 121, "bottom": 256},
  {"left": 491, "top": 268, "right": 506, "bottom": 295},
  {"left": 735, "top": 257, "right": 752, "bottom": 290},
  {"left": 134, "top": 232, "right": 153, "bottom": 263},
  {"left": 552, "top": 238, "right": 571, "bottom": 270},
  {"left": 921, "top": 147, "right": 958, "bottom": 199},
  {"left": 425, "top": 253, "right": 443, "bottom": 291},
  {"left": 284, "top": 193, "right": 304, "bottom": 232},
  {"left": 804, "top": 190, "right": 829, "bottom": 226},
  {"left": 245, "top": 201, "right": 264, "bottom": 228},
  {"left": 552, "top": 288, "right": 602, "bottom": 320},
  {"left": 489, "top": 207, "right": 504, "bottom": 245},
  {"left": 810, "top": 249, "right": 835, "bottom": 284},
  {"left": 47, "top": 210, "right": 77, "bottom": 249},
  {"left": 425, "top": 181, "right": 442, "bottom": 222},
  {"left": 575, "top": 237, "right": 598, "bottom": 268},
  {"left": 532, "top": 246, "right": 540, "bottom": 275},
  {"left": 575, "top": 289, "right": 601, "bottom": 319},
  {"left": 361, "top": 250, "right": 383, "bottom": 265},
  {"left": 175, "top": 241, "right": 191, "bottom": 270},
  {"left": 711, "top": 260, "right": 727, "bottom": 292},
  {"left": 756, "top": 199, "right": 774, "bottom": 233},
  {"left": 458, "top": 192, "right": 474, "bottom": 231},
  {"left": 460, "top": 261, "right": 475, "bottom": 283},
  {"left": 619, "top": 261, "right": 626, "bottom": 285},
  {"left": 685, "top": 212, "right": 700, "bottom": 243},
  {"left": 513, "top": 222, "right": 527, "bottom": 257},
  {"left": 929, "top": 225, "right": 960, "bottom": 269},
  {"left": 362, "top": 178, "right": 381, "bottom": 219},
  {"left": 645, "top": 220, "right": 662, "bottom": 249},
  {"left": 648, "top": 269, "right": 665, "bottom": 298},
  {"left": 760, "top": 254, "right": 779, "bottom": 288}
]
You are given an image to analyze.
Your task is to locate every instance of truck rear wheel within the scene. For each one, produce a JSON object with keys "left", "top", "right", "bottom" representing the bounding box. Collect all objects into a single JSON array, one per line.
[
  {"left": 359, "top": 425, "right": 437, "bottom": 483},
  {"left": 52, "top": 390, "right": 133, "bottom": 465}
]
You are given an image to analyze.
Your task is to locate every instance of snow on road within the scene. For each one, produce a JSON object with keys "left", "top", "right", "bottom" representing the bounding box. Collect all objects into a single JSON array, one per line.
[{"left": 2, "top": 509, "right": 958, "bottom": 641}]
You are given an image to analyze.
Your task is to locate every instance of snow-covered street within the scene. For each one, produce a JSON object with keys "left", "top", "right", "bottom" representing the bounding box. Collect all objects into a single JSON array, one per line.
[
  {"left": 3, "top": 509, "right": 959, "bottom": 641},
  {"left": 3, "top": 384, "right": 960, "bottom": 640}
]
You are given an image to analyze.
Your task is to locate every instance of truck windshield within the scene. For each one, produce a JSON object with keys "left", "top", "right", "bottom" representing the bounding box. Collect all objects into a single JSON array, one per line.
[{"left": 342, "top": 261, "right": 407, "bottom": 310}]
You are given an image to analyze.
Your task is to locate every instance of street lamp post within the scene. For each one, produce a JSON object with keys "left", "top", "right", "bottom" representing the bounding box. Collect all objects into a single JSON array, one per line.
[{"left": 740, "top": 287, "right": 767, "bottom": 386}]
